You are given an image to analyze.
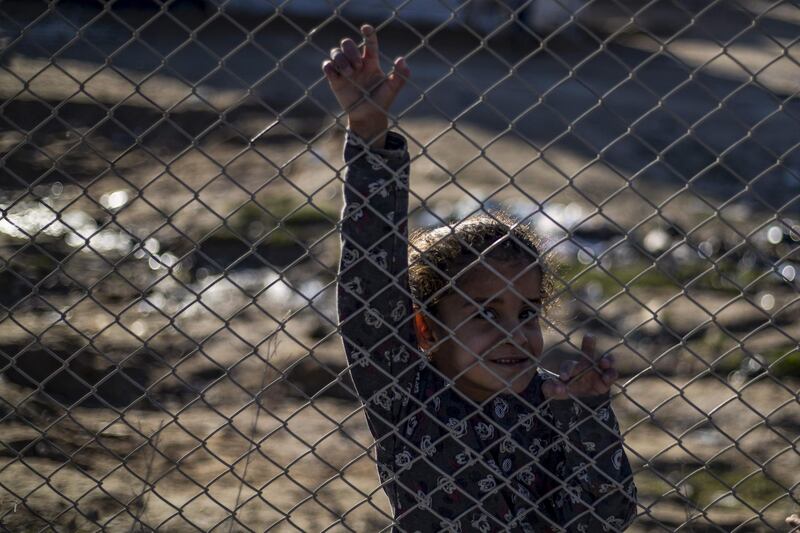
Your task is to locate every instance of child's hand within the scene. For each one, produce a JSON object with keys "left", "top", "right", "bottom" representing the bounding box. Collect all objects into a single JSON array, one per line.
[
  {"left": 322, "top": 24, "right": 411, "bottom": 149},
  {"left": 542, "top": 335, "right": 618, "bottom": 400}
]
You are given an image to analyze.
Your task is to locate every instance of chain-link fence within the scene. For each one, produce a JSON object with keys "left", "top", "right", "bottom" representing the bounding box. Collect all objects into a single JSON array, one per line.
[{"left": 1, "top": 0, "right": 799, "bottom": 531}]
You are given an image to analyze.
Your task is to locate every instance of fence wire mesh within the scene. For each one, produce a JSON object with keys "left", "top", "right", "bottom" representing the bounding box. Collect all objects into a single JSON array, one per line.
[{"left": 0, "top": 0, "right": 799, "bottom": 531}]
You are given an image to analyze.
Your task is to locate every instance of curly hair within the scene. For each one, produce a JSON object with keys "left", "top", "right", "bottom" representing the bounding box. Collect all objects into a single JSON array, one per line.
[{"left": 408, "top": 209, "right": 558, "bottom": 317}]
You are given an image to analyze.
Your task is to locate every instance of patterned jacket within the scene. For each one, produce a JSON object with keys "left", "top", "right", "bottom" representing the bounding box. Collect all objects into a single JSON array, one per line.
[{"left": 337, "top": 130, "right": 637, "bottom": 532}]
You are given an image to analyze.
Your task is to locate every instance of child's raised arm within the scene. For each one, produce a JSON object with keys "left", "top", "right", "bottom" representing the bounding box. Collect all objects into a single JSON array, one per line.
[{"left": 327, "top": 27, "right": 422, "bottom": 435}]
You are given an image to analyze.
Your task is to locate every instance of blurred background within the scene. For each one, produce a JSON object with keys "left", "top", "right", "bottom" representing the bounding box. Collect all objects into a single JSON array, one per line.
[{"left": 1, "top": 0, "right": 799, "bottom": 531}]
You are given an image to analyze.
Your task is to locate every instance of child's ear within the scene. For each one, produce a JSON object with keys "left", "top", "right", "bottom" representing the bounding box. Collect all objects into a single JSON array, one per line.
[{"left": 413, "top": 310, "right": 436, "bottom": 351}]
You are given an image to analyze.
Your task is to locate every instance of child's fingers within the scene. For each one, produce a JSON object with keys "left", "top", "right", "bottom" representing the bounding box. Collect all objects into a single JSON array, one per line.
[
  {"left": 330, "top": 48, "right": 354, "bottom": 77},
  {"left": 386, "top": 57, "right": 410, "bottom": 95},
  {"left": 559, "top": 359, "right": 578, "bottom": 382},
  {"left": 581, "top": 334, "right": 596, "bottom": 360},
  {"left": 361, "top": 24, "right": 379, "bottom": 63},
  {"left": 542, "top": 379, "right": 567, "bottom": 399},
  {"left": 322, "top": 60, "right": 341, "bottom": 82},
  {"left": 340, "top": 38, "right": 362, "bottom": 70},
  {"left": 601, "top": 368, "right": 618, "bottom": 387}
]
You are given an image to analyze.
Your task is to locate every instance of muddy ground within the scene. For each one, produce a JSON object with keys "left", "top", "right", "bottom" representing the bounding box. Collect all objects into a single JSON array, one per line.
[{"left": 1, "top": 0, "right": 799, "bottom": 531}]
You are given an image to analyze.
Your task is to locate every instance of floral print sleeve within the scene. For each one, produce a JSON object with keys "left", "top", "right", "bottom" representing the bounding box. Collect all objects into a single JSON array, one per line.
[
  {"left": 337, "top": 129, "right": 425, "bottom": 438},
  {"left": 538, "top": 394, "right": 638, "bottom": 531}
]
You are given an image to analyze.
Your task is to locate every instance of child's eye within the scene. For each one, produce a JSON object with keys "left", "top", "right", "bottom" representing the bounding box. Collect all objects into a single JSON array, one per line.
[{"left": 520, "top": 308, "right": 539, "bottom": 321}]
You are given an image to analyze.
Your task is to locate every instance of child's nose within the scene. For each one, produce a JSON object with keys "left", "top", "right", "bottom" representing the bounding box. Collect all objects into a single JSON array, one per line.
[
  {"left": 511, "top": 324, "right": 528, "bottom": 346},
  {"left": 494, "top": 319, "right": 528, "bottom": 346}
]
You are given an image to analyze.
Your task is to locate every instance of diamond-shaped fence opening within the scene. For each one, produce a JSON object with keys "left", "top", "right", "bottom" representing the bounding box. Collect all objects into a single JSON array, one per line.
[{"left": 1, "top": 0, "right": 799, "bottom": 531}]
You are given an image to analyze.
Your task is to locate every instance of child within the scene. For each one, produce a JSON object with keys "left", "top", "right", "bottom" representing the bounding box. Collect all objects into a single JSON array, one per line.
[{"left": 324, "top": 25, "right": 637, "bottom": 532}]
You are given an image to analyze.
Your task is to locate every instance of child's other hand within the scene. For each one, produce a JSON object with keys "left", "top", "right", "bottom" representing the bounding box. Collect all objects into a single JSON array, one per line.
[
  {"left": 322, "top": 24, "right": 411, "bottom": 149},
  {"left": 542, "top": 335, "right": 618, "bottom": 400}
]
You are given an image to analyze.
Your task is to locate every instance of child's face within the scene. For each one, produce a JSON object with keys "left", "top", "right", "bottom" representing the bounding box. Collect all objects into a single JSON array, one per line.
[{"left": 425, "top": 258, "right": 544, "bottom": 402}]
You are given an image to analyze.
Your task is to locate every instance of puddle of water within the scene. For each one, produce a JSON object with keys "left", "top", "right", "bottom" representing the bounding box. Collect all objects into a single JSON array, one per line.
[
  {"left": 508, "top": 201, "right": 587, "bottom": 237},
  {"left": 100, "top": 190, "right": 129, "bottom": 211},
  {"left": 583, "top": 281, "right": 603, "bottom": 302},
  {"left": 643, "top": 228, "right": 670, "bottom": 254},
  {"left": 576, "top": 248, "right": 593, "bottom": 265},
  {"left": 144, "top": 268, "right": 335, "bottom": 322},
  {"left": 0, "top": 199, "right": 134, "bottom": 256},
  {"left": 0, "top": 201, "right": 63, "bottom": 239},
  {"left": 696, "top": 240, "right": 714, "bottom": 260},
  {"left": 780, "top": 263, "right": 796, "bottom": 282},
  {"left": 758, "top": 292, "right": 775, "bottom": 310},
  {"left": 767, "top": 225, "right": 783, "bottom": 245},
  {"left": 688, "top": 428, "right": 727, "bottom": 447}
]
